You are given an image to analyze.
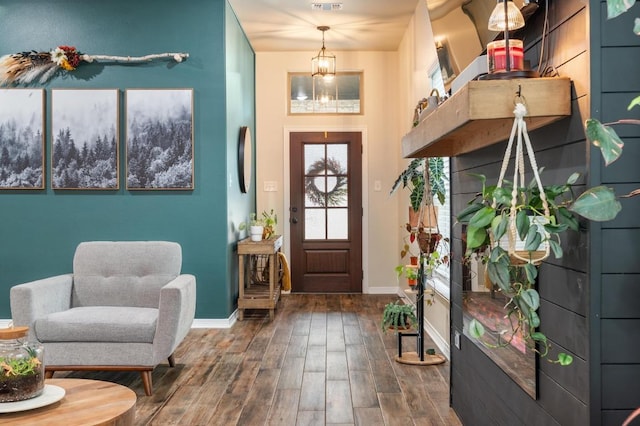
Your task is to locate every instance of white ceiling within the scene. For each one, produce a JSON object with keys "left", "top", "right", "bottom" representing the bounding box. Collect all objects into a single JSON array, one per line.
[{"left": 227, "top": 0, "right": 460, "bottom": 52}]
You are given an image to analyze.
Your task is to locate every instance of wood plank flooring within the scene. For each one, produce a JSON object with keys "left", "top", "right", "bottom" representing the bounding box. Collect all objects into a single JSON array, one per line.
[{"left": 57, "top": 294, "right": 462, "bottom": 425}]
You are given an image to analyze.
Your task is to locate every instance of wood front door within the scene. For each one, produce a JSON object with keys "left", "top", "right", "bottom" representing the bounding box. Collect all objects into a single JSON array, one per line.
[{"left": 289, "top": 132, "right": 362, "bottom": 293}]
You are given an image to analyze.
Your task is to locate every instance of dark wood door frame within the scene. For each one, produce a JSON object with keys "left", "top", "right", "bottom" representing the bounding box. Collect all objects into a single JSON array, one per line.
[{"left": 288, "top": 131, "right": 363, "bottom": 293}]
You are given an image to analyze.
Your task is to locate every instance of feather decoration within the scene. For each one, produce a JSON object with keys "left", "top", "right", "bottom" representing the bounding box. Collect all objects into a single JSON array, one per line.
[
  {"left": 0, "top": 46, "right": 189, "bottom": 86},
  {"left": 0, "top": 51, "right": 56, "bottom": 86}
]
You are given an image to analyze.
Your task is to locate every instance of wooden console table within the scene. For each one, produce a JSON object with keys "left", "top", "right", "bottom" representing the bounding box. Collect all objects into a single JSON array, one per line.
[
  {"left": 0, "top": 378, "right": 136, "bottom": 425},
  {"left": 237, "top": 235, "right": 283, "bottom": 321}
]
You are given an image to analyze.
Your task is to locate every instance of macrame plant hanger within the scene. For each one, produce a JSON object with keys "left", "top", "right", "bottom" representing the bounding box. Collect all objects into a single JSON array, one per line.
[
  {"left": 416, "top": 163, "right": 440, "bottom": 255},
  {"left": 492, "top": 94, "right": 550, "bottom": 265}
]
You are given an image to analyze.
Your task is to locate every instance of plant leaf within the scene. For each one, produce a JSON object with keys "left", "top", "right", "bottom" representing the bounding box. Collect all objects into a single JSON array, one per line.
[
  {"left": 607, "top": 0, "right": 636, "bottom": 19},
  {"left": 468, "top": 318, "right": 485, "bottom": 339},
  {"left": 635, "top": 18, "right": 640, "bottom": 35},
  {"left": 492, "top": 187, "right": 512, "bottom": 206},
  {"left": 468, "top": 206, "right": 496, "bottom": 229},
  {"left": 521, "top": 289, "right": 540, "bottom": 310},
  {"left": 456, "top": 202, "right": 484, "bottom": 224},
  {"left": 585, "top": 118, "right": 625, "bottom": 166},
  {"left": 549, "top": 239, "right": 563, "bottom": 258},
  {"left": 524, "top": 227, "right": 542, "bottom": 251},
  {"left": 516, "top": 210, "right": 530, "bottom": 240},
  {"left": 466, "top": 225, "right": 488, "bottom": 250},
  {"left": 531, "top": 332, "right": 547, "bottom": 343},
  {"left": 491, "top": 213, "right": 508, "bottom": 241},
  {"left": 528, "top": 311, "right": 541, "bottom": 328},
  {"left": 557, "top": 207, "right": 579, "bottom": 231},
  {"left": 567, "top": 172, "right": 580, "bottom": 185},
  {"left": 487, "top": 261, "right": 510, "bottom": 292},
  {"left": 523, "top": 263, "right": 538, "bottom": 284},
  {"left": 557, "top": 353, "right": 574, "bottom": 366},
  {"left": 570, "top": 186, "right": 622, "bottom": 221},
  {"left": 630, "top": 94, "right": 640, "bottom": 110}
]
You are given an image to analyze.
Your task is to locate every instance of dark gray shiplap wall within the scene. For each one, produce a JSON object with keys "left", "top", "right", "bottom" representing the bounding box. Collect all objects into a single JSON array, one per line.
[
  {"left": 592, "top": 1, "right": 640, "bottom": 425},
  {"left": 451, "top": 1, "right": 592, "bottom": 424}
]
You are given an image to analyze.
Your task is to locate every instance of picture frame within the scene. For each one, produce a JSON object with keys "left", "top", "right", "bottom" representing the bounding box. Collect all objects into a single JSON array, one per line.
[
  {"left": 51, "top": 89, "right": 119, "bottom": 190},
  {"left": 0, "top": 89, "right": 45, "bottom": 189},
  {"left": 125, "top": 89, "right": 194, "bottom": 190},
  {"left": 436, "top": 39, "right": 458, "bottom": 85}
]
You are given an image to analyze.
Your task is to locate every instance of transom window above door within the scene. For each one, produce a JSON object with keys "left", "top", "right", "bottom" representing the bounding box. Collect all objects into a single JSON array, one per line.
[{"left": 288, "top": 72, "right": 363, "bottom": 115}]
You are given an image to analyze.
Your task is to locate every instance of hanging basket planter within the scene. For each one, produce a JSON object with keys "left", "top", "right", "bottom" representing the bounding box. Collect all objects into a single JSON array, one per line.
[
  {"left": 494, "top": 216, "right": 549, "bottom": 265},
  {"left": 417, "top": 231, "right": 441, "bottom": 255},
  {"left": 488, "top": 102, "right": 551, "bottom": 266}
]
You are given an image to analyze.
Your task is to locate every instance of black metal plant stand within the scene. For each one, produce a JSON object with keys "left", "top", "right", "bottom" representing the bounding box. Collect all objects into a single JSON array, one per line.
[{"left": 395, "top": 251, "right": 446, "bottom": 365}]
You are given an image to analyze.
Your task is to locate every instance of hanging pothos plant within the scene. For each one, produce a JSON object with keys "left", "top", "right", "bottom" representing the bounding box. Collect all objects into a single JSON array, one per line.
[{"left": 457, "top": 171, "right": 585, "bottom": 365}]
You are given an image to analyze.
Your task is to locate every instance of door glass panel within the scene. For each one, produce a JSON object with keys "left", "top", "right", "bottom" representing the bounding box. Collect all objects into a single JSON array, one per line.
[
  {"left": 303, "top": 142, "right": 350, "bottom": 241},
  {"left": 326, "top": 144, "right": 347, "bottom": 173},
  {"left": 305, "top": 209, "right": 326, "bottom": 240},
  {"left": 327, "top": 208, "right": 348, "bottom": 239},
  {"left": 305, "top": 145, "right": 325, "bottom": 174},
  {"left": 305, "top": 176, "right": 324, "bottom": 207}
]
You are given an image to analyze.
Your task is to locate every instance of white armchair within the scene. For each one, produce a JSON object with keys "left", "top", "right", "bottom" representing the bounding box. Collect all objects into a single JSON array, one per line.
[{"left": 10, "top": 241, "right": 196, "bottom": 396}]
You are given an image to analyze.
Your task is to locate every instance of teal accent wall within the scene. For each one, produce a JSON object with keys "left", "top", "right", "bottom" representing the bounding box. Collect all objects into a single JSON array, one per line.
[
  {"left": 225, "top": 2, "right": 257, "bottom": 308},
  {"left": 0, "top": 0, "right": 255, "bottom": 319}
]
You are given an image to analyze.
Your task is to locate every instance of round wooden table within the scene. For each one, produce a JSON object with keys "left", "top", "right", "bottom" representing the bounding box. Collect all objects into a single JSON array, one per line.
[{"left": 0, "top": 378, "right": 136, "bottom": 425}]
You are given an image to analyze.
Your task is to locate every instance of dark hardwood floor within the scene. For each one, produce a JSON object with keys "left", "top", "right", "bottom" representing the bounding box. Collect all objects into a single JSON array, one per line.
[{"left": 57, "top": 294, "right": 461, "bottom": 425}]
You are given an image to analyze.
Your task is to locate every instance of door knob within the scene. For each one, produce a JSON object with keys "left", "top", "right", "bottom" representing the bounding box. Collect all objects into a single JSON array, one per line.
[{"left": 291, "top": 217, "right": 298, "bottom": 224}]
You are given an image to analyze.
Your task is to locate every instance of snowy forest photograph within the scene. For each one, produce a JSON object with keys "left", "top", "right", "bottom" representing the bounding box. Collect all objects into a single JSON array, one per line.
[
  {"left": 0, "top": 89, "right": 44, "bottom": 189},
  {"left": 51, "top": 89, "right": 119, "bottom": 189},
  {"left": 125, "top": 89, "right": 193, "bottom": 190}
]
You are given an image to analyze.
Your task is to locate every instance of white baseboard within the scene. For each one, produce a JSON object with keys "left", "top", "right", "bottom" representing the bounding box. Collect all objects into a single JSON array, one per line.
[
  {"left": 192, "top": 311, "right": 237, "bottom": 329},
  {"left": 367, "top": 286, "right": 402, "bottom": 295},
  {"left": 423, "top": 318, "right": 450, "bottom": 360}
]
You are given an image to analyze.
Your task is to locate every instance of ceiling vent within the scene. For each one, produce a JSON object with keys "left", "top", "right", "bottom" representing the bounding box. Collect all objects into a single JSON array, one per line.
[{"left": 311, "top": 3, "right": 343, "bottom": 11}]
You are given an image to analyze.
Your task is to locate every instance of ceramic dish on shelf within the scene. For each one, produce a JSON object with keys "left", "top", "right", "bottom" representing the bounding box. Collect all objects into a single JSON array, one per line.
[{"left": 0, "top": 385, "right": 65, "bottom": 413}]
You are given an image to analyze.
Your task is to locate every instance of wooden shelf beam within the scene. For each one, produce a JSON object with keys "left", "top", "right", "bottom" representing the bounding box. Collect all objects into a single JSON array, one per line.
[{"left": 402, "top": 77, "right": 572, "bottom": 158}]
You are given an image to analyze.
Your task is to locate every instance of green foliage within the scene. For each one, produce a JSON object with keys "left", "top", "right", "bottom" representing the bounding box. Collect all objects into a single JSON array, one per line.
[
  {"left": 607, "top": 0, "right": 636, "bottom": 19},
  {"left": 570, "top": 186, "right": 622, "bottom": 221},
  {"left": 261, "top": 209, "right": 278, "bottom": 239},
  {"left": 457, "top": 172, "right": 580, "bottom": 365},
  {"left": 390, "top": 157, "right": 447, "bottom": 212},
  {"left": 381, "top": 301, "right": 418, "bottom": 333},
  {"left": 395, "top": 265, "right": 418, "bottom": 280},
  {"left": 0, "top": 350, "right": 41, "bottom": 379}
]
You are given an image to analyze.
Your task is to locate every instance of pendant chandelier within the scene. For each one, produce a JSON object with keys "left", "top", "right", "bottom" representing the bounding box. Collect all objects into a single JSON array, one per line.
[{"left": 311, "top": 26, "right": 336, "bottom": 79}]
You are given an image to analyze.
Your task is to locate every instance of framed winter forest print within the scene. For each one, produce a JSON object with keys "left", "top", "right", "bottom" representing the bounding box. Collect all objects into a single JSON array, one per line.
[
  {"left": 0, "top": 89, "right": 45, "bottom": 189},
  {"left": 51, "top": 89, "right": 119, "bottom": 190},
  {"left": 125, "top": 89, "right": 194, "bottom": 190}
]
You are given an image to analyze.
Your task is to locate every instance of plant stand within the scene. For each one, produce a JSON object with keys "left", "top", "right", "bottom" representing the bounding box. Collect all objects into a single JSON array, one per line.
[{"left": 395, "top": 252, "right": 446, "bottom": 366}]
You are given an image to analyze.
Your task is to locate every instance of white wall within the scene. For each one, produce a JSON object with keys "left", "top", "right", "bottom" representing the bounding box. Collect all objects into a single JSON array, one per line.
[
  {"left": 397, "top": 1, "right": 451, "bottom": 355},
  {"left": 255, "top": 50, "right": 403, "bottom": 293},
  {"left": 254, "top": 0, "right": 450, "bottom": 354}
]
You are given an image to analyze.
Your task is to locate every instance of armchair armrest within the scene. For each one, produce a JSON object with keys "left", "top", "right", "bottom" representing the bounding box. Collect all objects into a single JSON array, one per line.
[
  {"left": 153, "top": 274, "right": 196, "bottom": 363},
  {"left": 10, "top": 274, "right": 74, "bottom": 341}
]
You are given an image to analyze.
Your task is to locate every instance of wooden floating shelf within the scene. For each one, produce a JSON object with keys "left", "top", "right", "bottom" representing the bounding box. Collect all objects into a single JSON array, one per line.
[{"left": 402, "top": 77, "right": 572, "bottom": 158}]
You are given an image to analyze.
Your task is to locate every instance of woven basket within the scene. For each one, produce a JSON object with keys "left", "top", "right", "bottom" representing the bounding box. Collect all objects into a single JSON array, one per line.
[
  {"left": 417, "top": 231, "right": 440, "bottom": 254},
  {"left": 494, "top": 216, "right": 549, "bottom": 265}
]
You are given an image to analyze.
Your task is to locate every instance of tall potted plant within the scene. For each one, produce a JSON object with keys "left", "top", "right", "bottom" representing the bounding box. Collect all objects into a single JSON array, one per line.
[{"left": 391, "top": 157, "right": 447, "bottom": 256}]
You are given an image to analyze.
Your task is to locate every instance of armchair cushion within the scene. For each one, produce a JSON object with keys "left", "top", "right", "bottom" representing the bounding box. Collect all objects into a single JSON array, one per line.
[
  {"left": 35, "top": 306, "right": 158, "bottom": 343},
  {"left": 72, "top": 241, "right": 181, "bottom": 308}
]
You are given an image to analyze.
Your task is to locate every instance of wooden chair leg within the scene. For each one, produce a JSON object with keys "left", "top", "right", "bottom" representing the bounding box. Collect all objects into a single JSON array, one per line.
[
  {"left": 140, "top": 370, "right": 153, "bottom": 396},
  {"left": 168, "top": 354, "right": 176, "bottom": 368},
  {"left": 45, "top": 370, "right": 54, "bottom": 379}
]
